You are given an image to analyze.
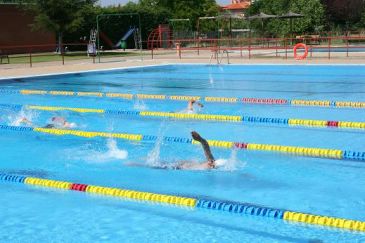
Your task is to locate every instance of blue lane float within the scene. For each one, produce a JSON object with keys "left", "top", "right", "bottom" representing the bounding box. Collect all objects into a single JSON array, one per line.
[{"left": 0, "top": 173, "right": 364, "bottom": 232}]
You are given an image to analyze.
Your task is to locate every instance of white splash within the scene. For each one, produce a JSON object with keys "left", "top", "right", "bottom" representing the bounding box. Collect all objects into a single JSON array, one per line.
[
  {"left": 146, "top": 135, "right": 163, "bottom": 167},
  {"left": 9, "top": 109, "right": 38, "bottom": 126},
  {"left": 133, "top": 99, "right": 148, "bottom": 110},
  {"left": 146, "top": 123, "right": 169, "bottom": 167},
  {"left": 105, "top": 139, "right": 128, "bottom": 160},
  {"left": 209, "top": 72, "right": 215, "bottom": 87},
  {"left": 82, "top": 139, "right": 128, "bottom": 163},
  {"left": 217, "top": 149, "right": 245, "bottom": 171}
]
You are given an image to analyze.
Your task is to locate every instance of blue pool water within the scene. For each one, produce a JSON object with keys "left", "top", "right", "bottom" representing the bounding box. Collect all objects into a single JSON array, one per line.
[{"left": 1, "top": 64, "right": 365, "bottom": 242}]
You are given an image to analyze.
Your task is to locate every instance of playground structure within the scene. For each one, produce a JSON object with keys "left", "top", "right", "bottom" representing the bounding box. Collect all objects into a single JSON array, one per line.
[
  {"left": 95, "top": 13, "right": 142, "bottom": 62},
  {"left": 147, "top": 25, "right": 173, "bottom": 50},
  {"left": 147, "top": 15, "right": 251, "bottom": 51},
  {"left": 98, "top": 27, "right": 141, "bottom": 50}
]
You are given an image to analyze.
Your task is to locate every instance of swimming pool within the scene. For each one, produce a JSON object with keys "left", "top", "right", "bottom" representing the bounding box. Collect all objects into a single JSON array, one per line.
[{"left": 1, "top": 64, "right": 365, "bottom": 242}]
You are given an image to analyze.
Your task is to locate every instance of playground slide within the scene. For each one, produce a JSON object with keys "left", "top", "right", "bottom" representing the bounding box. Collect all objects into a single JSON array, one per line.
[
  {"left": 114, "top": 28, "right": 135, "bottom": 48},
  {"left": 99, "top": 31, "right": 114, "bottom": 48}
]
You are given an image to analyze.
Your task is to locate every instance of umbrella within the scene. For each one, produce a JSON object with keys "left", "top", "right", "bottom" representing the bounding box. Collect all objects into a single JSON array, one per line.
[
  {"left": 279, "top": 11, "right": 304, "bottom": 37},
  {"left": 248, "top": 12, "right": 278, "bottom": 20},
  {"left": 248, "top": 12, "right": 278, "bottom": 34}
]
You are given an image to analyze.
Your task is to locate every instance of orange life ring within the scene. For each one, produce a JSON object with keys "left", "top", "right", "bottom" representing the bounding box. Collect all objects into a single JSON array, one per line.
[{"left": 293, "top": 43, "right": 308, "bottom": 60}]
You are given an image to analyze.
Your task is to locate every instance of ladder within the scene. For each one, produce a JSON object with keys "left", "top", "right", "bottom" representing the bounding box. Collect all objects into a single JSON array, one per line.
[
  {"left": 209, "top": 49, "right": 230, "bottom": 64},
  {"left": 133, "top": 28, "right": 142, "bottom": 50},
  {"left": 90, "top": 29, "right": 97, "bottom": 44},
  {"left": 88, "top": 29, "right": 97, "bottom": 56}
]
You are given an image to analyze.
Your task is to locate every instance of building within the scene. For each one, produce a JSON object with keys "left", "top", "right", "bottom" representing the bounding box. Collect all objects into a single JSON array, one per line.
[
  {"left": 222, "top": 0, "right": 252, "bottom": 17},
  {"left": 0, "top": 3, "right": 55, "bottom": 52}
]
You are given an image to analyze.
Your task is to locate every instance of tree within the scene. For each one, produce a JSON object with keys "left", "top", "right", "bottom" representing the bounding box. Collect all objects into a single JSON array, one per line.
[
  {"left": 138, "top": 0, "right": 220, "bottom": 30},
  {"left": 247, "top": 0, "right": 325, "bottom": 37},
  {"left": 322, "top": 0, "right": 364, "bottom": 27},
  {"left": 21, "top": 0, "right": 96, "bottom": 52}
]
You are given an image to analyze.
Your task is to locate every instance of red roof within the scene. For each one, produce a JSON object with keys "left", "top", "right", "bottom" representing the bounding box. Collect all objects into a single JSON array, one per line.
[{"left": 222, "top": 2, "right": 250, "bottom": 10}]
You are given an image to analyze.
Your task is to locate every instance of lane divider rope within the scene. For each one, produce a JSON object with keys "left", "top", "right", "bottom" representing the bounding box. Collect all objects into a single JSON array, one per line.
[
  {"left": 1, "top": 124, "right": 364, "bottom": 161},
  {"left": 3, "top": 89, "right": 365, "bottom": 109},
  {"left": 3, "top": 103, "right": 365, "bottom": 131},
  {"left": 1, "top": 173, "right": 364, "bottom": 232}
]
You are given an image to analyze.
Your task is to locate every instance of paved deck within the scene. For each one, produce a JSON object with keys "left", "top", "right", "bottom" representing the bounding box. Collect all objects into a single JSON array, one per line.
[{"left": 0, "top": 50, "right": 364, "bottom": 79}]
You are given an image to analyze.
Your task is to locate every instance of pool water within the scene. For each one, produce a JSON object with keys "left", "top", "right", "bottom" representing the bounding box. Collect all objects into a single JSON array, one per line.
[{"left": 0, "top": 64, "right": 365, "bottom": 242}]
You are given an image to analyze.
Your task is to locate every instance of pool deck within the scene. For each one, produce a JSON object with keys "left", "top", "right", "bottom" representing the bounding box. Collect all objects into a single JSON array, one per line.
[{"left": 1, "top": 51, "right": 365, "bottom": 79}]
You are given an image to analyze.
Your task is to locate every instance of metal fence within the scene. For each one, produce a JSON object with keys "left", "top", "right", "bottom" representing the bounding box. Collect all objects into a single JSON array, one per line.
[
  {"left": 2, "top": 36, "right": 365, "bottom": 67},
  {"left": 147, "top": 36, "right": 365, "bottom": 61}
]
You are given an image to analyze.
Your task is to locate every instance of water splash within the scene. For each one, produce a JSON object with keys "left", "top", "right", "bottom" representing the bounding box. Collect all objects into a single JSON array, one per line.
[
  {"left": 9, "top": 109, "right": 38, "bottom": 126},
  {"left": 133, "top": 99, "right": 148, "bottom": 110},
  {"left": 146, "top": 122, "right": 169, "bottom": 166},
  {"left": 69, "top": 139, "right": 128, "bottom": 164},
  {"left": 104, "top": 139, "right": 128, "bottom": 160},
  {"left": 217, "top": 149, "right": 245, "bottom": 171},
  {"left": 177, "top": 108, "right": 196, "bottom": 114},
  {"left": 209, "top": 72, "right": 215, "bottom": 87},
  {"left": 146, "top": 134, "right": 163, "bottom": 167}
]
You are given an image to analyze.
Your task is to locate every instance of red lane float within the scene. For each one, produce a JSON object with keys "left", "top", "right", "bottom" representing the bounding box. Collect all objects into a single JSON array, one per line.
[
  {"left": 234, "top": 142, "right": 248, "bottom": 149},
  {"left": 71, "top": 183, "right": 88, "bottom": 192},
  {"left": 327, "top": 121, "right": 339, "bottom": 127},
  {"left": 242, "top": 98, "right": 288, "bottom": 105},
  {"left": 293, "top": 43, "right": 308, "bottom": 60}
]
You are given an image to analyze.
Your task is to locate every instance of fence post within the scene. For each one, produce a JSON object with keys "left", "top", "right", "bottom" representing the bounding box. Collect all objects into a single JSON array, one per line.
[
  {"left": 248, "top": 37, "right": 251, "bottom": 59},
  {"left": 151, "top": 48, "right": 154, "bottom": 59},
  {"left": 346, "top": 36, "right": 349, "bottom": 57},
  {"left": 178, "top": 44, "right": 181, "bottom": 59},
  {"left": 197, "top": 38, "right": 200, "bottom": 56},
  {"left": 29, "top": 49, "right": 32, "bottom": 68},
  {"left": 240, "top": 38, "right": 243, "bottom": 58},
  {"left": 285, "top": 38, "right": 288, "bottom": 59},
  {"left": 61, "top": 44, "right": 65, "bottom": 65},
  {"left": 328, "top": 37, "right": 331, "bottom": 60},
  {"left": 275, "top": 39, "right": 278, "bottom": 57}
]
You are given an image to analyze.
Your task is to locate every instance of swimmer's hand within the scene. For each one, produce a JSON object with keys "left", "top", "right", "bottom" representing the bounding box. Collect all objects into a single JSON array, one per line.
[
  {"left": 197, "top": 103, "right": 204, "bottom": 108},
  {"left": 191, "top": 131, "right": 203, "bottom": 142}
]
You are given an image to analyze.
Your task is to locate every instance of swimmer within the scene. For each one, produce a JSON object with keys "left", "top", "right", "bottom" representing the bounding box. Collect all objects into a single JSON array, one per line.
[
  {"left": 127, "top": 131, "right": 216, "bottom": 171},
  {"left": 15, "top": 117, "right": 33, "bottom": 126},
  {"left": 44, "top": 116, "right": 76, "bottom": 129},
  {"left": 175, "top": 131, "right": 216, "bottom": 170},
  {"left": 187, "top": 99, "right": 203, "bottom": 112}
]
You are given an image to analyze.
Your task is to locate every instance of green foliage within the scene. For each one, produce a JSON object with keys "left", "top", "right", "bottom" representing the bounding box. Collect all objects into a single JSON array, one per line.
[
  {"left": 138, "top": 0, "right": 219, "bottom": 30},
  {"left": 20, "top": 0, "right": 96, "bottom": 47},
  {"left": 322, "top": 0, "right": 364, "bottom": 28},
  {"left": 22, "top": 0, "right": 96, "bottom": 34},
  {"left": 247, "top": 0, "right": 325, "bottom": 37}
]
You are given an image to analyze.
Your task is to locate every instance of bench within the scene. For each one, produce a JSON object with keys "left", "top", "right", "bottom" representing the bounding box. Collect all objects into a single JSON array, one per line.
[{"left": 296, "top": 35, "right": 321, "bottom": 45}]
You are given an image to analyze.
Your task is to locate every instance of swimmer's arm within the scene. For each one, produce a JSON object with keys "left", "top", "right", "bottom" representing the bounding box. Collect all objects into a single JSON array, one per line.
[
  {"left": 200, "top": 138, "right": 215, "bottom": 163},
  {"left": 191, "top": 131, "right": 215, "bottom": 163},
  {"left": 188, "top": 99, "right": 195, "bottom": 110}
]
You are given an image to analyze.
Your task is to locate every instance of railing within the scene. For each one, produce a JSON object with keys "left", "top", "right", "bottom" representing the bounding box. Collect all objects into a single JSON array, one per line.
[
  {"left": 146, "top": 36, "right": 365, "bottom": 60},
  {"left": 0, "top": 43, "right": 93, "bottom": 67},
  {"left": 2, "top": 36, "right": 365, "bottom": 67}
]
